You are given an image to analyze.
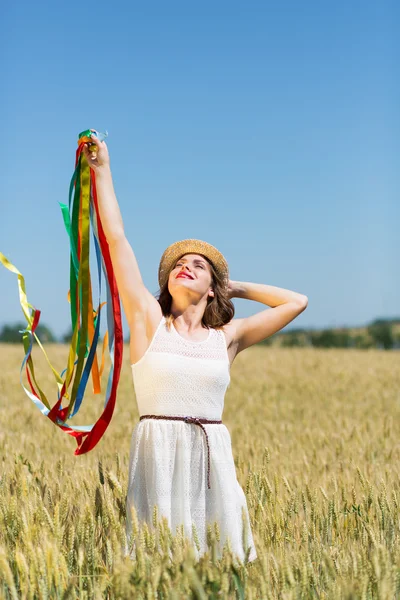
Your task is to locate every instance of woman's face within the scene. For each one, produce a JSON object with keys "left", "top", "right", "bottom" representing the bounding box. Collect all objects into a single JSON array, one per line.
[{"left": 169, "top": 253, "right": 213, "bottom": 295}]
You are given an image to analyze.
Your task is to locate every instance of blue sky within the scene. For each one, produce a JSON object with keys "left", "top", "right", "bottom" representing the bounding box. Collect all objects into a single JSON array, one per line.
[{"left": 1, "top": 1, "right": 398, "bottom": 340}]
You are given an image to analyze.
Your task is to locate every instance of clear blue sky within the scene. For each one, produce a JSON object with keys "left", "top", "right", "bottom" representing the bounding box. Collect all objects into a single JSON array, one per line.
[{"left": 1, "top": 1, "right": 398, "bottom": 340}]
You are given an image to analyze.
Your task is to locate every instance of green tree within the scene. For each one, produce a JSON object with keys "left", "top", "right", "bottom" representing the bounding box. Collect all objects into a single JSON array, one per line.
[
  {"left": 367, "top": 322, "right": 393, "bottom": 349},
  {"left": 281, "top": 332, "right": 304, "bottom": 347},
  {"left": 0, "top": 322, "right": 57, "bottom": 343},
  {"left": 310, "top": 329, "right": 352, "bottom": 348}
]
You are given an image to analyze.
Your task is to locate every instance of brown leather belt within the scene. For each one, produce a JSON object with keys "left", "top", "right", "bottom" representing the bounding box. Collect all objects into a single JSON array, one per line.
[{"left": 139, "top": 414, "right": 223, "bottom": 489}]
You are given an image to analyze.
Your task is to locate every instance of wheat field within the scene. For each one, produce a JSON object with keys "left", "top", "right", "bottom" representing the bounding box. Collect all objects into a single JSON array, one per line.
[{"left": 0, "top": 342, "right": 399, "bottom": 599}]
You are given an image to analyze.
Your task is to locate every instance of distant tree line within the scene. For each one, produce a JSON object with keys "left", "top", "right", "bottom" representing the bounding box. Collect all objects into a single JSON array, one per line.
[
  {"left": 264, "top": 318, "right": 400, "bottom": 350},
  {"left": 1, "top": 318, "right": 399, "bottom": 350},
  {"left": 0, "top": 323, "right": 131, "bottom": 345}
]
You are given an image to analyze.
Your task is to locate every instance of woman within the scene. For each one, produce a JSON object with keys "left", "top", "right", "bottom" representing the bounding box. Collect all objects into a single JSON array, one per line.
[{"left": 83, "top": 132, "right": 308, "bottom": 564}]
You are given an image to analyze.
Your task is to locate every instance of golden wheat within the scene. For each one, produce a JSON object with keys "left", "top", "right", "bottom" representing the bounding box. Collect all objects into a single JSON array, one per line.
[{"left": 0, "top": 342, "right": 399, "bottom": 598}]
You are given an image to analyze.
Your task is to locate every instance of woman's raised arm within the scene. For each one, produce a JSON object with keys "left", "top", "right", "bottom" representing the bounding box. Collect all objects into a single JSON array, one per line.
[{"left": 83, "top": 134, "right": 159, "bottom": 326}]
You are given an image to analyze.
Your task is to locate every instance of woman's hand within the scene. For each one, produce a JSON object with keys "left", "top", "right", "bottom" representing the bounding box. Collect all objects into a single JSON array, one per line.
[
  {"left": 82, "top": 129, "right": 110, "bottom": 171},
  {"left": 226, "top": 280, "right": 237, "bottom": 300}
]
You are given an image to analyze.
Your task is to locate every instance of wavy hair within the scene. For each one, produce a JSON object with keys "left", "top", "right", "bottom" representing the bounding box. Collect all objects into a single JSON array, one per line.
[{"left": 155, "top": 254, "right": 234, "bottom": 331}]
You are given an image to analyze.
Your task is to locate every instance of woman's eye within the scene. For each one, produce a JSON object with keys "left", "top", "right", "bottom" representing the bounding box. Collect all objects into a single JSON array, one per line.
[{"left": 176, "top": 263, "right": 204, "bottom": 269}]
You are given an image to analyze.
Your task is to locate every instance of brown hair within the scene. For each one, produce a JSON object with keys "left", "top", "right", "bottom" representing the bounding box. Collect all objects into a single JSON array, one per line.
[{"left": 155, "top": 254, "right": 235, "bottom": 331}]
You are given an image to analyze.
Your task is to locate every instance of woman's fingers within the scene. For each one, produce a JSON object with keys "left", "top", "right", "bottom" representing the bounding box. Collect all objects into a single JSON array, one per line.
[
  {"left": 82, "top": 143, "right": 98, "bottom": 164},
  {"left": 83, "top": 141, "right": 95, "bottom": 153},
  {"left": 80, "top": 130, "right": 110, "bottom": 170}
]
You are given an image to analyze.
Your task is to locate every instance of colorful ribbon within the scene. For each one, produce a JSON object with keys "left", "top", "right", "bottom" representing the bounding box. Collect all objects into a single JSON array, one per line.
[{"left": 0, "top": 129, "right": 123, "bottom": 454}]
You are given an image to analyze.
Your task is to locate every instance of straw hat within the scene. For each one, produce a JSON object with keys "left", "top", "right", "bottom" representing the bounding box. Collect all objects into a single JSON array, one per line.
[{"left": 158, "top": 239, "right": 229, "bottom": 290}]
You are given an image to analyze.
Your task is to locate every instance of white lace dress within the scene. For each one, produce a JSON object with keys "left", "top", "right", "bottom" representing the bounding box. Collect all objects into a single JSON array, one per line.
[{"left": 125, "top": 314, "right": 257, "bottom": 563}]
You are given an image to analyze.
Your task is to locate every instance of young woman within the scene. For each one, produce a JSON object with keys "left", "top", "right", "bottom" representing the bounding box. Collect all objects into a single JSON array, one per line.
[{"left": 83, "top": 132, "right": 308, "bottom": 564}]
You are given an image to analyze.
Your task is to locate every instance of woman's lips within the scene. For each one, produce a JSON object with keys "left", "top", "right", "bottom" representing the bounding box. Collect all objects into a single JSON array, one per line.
[{"left": 176, "top": 273, "right": 193, "bottom": 279}]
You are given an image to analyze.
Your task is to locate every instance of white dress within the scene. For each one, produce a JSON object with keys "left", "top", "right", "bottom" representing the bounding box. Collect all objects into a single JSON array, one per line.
[{"left": 125, "top": 314, "right": 257, "bottom": 563}]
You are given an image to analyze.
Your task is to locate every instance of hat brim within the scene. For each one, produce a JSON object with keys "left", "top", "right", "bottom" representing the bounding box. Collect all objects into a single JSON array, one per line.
[{"left": 158, "top": 239, "right": 229, "bottom": 290}]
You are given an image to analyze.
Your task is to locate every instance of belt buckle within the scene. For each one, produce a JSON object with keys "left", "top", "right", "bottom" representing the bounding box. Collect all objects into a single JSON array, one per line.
[{"left": 184, "top": 416, "right": 200, "bottom": 424}]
